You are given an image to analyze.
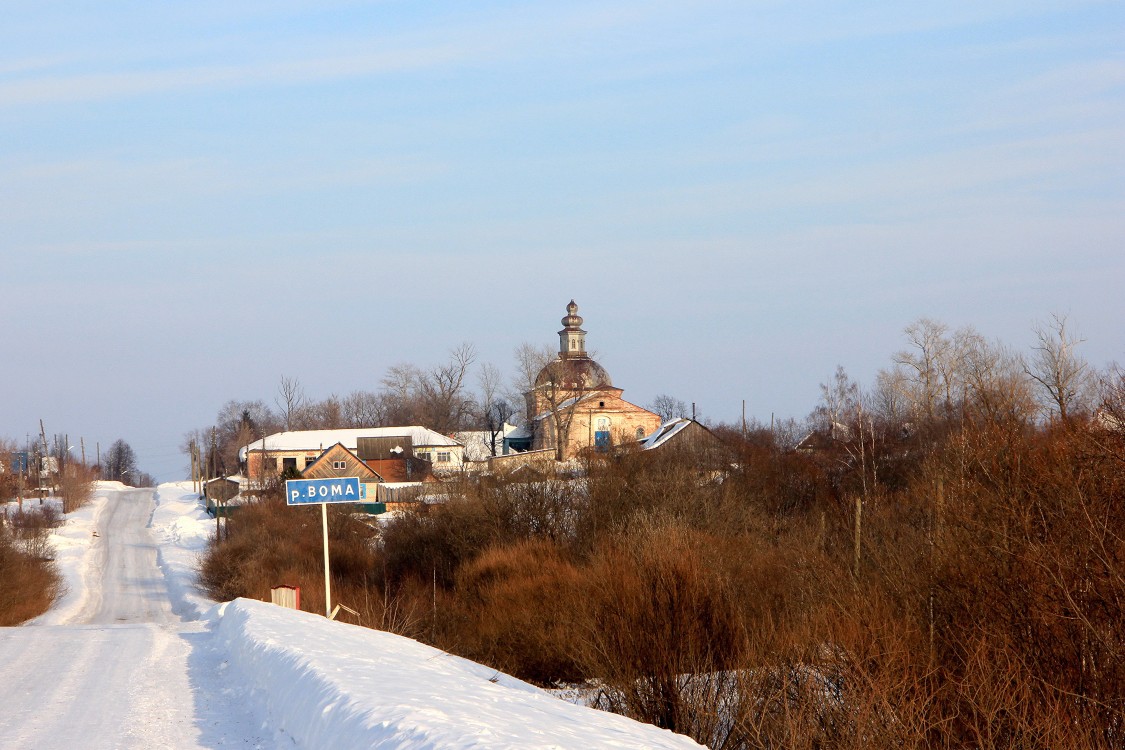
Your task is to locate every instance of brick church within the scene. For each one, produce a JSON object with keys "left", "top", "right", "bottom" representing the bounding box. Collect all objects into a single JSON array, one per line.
[{"left": 515, "top": 301, "right": 662, "bottom": 460}]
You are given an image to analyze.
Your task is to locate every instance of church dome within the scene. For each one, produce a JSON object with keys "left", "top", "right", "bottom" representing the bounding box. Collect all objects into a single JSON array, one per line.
[
  {"left": 561, "top": 300, "right": 583, "bottom": 330},
  {"left": 533, "top": 300, "right": 612, "bottom": 391},
  {"left": 534, "top": 357, "right": 613, "bottom": 390}
]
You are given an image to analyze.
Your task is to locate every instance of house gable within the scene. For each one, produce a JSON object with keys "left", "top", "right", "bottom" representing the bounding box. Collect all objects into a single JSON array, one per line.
[{"left": 301, "top": 443, "right": 382, "bottom": 482}]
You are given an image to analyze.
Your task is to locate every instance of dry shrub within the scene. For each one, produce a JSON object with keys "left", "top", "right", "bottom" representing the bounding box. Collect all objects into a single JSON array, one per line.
[
  {"left": 196, "top": 414, "right": 1125, "bottom": 746},
  {"left": 923, "top": 423, "right": 1125, "bottom": 742},
  {"left": 59, "top": 464, "right": 96, "bottom": 513},
  {"left": 6, "top": 504, "right": 63, "bottom": 560},
  {"left": 448, "top": 539, "right": 584, "bottom": 684},
  {"left": 577, "top": 520, "right": 745, "bottom": 740},
  {"left": 198, "top": 497, "right": 394, "bottom": 628},
  {"left": 0, "top": 517, "right": 62, "bottom": 624}
]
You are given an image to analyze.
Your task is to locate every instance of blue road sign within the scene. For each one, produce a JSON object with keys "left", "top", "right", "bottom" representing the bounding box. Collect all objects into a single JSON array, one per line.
[
  {"left": 9, "top": 452, "right": 29, "bottom": 474},
  {"left": 285, "top": 477, "right": 363, "bottom": 505}
]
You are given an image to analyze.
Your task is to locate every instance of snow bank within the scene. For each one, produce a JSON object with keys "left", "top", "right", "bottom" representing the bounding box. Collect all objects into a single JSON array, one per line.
[
  {"left": 151, "top": 481, "right": 217, "bottom": 619},
  {"left": 23, "top": 491, "right": 108, "bottom": 625},
  {"left": 212, "top": 598, "right": 704, "bottom": 750}
]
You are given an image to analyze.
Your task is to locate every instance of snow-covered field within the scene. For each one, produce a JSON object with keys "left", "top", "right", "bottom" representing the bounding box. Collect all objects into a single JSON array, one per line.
[{"left": 0, "top": 482, "right": 704, "bottom": 749}]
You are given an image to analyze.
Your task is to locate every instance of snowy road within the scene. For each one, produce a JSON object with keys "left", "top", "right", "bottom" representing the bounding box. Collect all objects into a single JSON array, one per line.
[
  {"left": 0, "top": 487, "right": 265, "bottom": 749},
  {"left": 1, "top": 483, "right": 704, "bottom": 749}
]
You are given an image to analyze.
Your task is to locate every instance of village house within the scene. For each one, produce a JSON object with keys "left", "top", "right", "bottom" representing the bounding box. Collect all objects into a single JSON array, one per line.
[{"left": 238, "top": 426, "right": 465, "bottom": 482}]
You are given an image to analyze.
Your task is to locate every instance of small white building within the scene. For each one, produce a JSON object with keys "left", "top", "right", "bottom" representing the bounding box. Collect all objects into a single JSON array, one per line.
[{"left": 453, "top": 423, "right": 521, "bottom": 462}]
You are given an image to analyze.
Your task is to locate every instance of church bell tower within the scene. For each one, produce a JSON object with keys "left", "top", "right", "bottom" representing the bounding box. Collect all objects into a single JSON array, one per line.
[{"left": 558, "top": 300, "right": 587, "bottom": 359}]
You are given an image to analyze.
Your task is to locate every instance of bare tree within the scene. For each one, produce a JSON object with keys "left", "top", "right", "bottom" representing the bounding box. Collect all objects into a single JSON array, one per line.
[
  {"left": 211, "top": 399, "right": 280, "bottom": 474},
  {"left": 376, "top": 345, "right": 478, "bottom": 433},
  {"left": 871, "top": 367, "right": 909, "bottom": 431},
  {"left": 1097, "top": 363, "right": 1125, "bottom": 435},
  {"left": 647, "top": 394, "right": 688, "bottom": 423},
  {"left": 340, "top": 390, "right": 385, "bottom": 427},
  {"left": 893, "top": 318, "right": 954, "bottom": 423},
  {"left": 478, "top": 363, "right": 515, "bottom": 456},
  {"left": 1023, "top": 313, "right": 1095, "bottom": 423},
  {"left": 510, "top": 343, "right": 554, "bottom": 424},
  {"left": 275, "top": 376, "right": 306, "bottom": 431},
  {"left": 303, "top": 394, "right": 344, "bottom": 429},
  {"left": 812, "top": 365, "right": 860, "bottom": 439},
  {"left": 418, "top": 343, "right": 477, "bottom": 434},
  {"left": 380, "top": 363, "right": 425, "bottom": 425},
  {"left": 102, "top": 439, "right": 138, "bottom": 484},
  {"left": 961, "top": 336, "right": 1036, "bottom": 426}
]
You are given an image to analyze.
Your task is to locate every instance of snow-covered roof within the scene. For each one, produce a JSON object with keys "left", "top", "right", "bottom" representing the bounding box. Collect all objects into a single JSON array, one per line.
[
  {"left": 639, "top": 418, "right": 694, "bottom": 450},
  {"left": 504, "top": 423, "right": 533, "bottom": 441},
  {"left": 239, "top": 427, "right": 462, "bottom": 461}
]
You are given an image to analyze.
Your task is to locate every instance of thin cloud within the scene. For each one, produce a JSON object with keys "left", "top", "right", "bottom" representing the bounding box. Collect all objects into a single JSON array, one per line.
[{"left": 0, "top": 46, "right": 466, "bottom": 106}]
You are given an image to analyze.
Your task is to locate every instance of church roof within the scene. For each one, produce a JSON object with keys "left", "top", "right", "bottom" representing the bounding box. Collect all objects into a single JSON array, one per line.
[
  {"left": 534, "top": 300, "right": 613, "bottom": 390},
  {"left": 534, "top": 357, "right": 613, "bottom": 390}
]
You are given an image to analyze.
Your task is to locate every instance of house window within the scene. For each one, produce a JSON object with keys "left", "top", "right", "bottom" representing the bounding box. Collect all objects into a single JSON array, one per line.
[
  {"left": 281, "top": 457, "right": 297, "bottom": 471},
  {"left": 599, "top": 401, "right": 605, "bottom": 408},
  {"left": 436, "top": 452, "right": 451, "bottom": 463},
  {"left": 305, "top": 456, "right": 317, "bottom": 468},
  {"left": 332, "top": 460, "right": 347, "bottom": 470}
]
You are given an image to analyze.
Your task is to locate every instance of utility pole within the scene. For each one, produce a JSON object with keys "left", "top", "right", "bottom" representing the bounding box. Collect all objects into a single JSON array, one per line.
[
  {"left": 81, "top": 437, "right": 86, "bottom": 467},
  {"left": 39, "top": 420, "right": 49, "bottom": 502},
  {"left": 96, "top": 442, "right": 101, "bottom": 477},
  {"left": 209, "top": 428, "right": 217, "bottom": 481},
  {"left": 190, "top": 440, "right": 198, "bottom": 494}
]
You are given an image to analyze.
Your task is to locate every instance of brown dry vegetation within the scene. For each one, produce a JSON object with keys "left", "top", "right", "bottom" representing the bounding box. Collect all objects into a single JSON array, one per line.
[
  {"left": 202, "top": 416, "right": 1125, "bottom": 748},
  {"left": 0, "top": 506, "right": 64, "bottom": 625},
  {"left": 199, "top": 328, "right": 1125, "bottom": 747},
  {"left": 59, "top": 464, "right": 97, "bottom": 513}
]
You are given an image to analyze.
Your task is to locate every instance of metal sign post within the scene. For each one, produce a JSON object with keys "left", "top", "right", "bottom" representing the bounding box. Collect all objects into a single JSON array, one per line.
[
  {"left": 321, "top": 503, "right": 331, "bottom": 617},
  {"left": 285, "top": 477, "right": 363, "bottom": 617}
]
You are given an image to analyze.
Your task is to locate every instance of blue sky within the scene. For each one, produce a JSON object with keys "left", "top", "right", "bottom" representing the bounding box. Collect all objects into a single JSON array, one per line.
[{"left": 2, "top": 1, "right": 1122, "bottom": 479}]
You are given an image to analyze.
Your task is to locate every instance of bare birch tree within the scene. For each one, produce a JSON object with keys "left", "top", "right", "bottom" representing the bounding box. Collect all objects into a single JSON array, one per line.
[{"left": 1023, "top": 313, "right": 1094, "bottom": 423}]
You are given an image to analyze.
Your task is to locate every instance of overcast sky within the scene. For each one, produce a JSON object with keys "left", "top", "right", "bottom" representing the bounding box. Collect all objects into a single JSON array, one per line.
[{"left": 2, "top": 1, "right": 1122, "bottom": 480}]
